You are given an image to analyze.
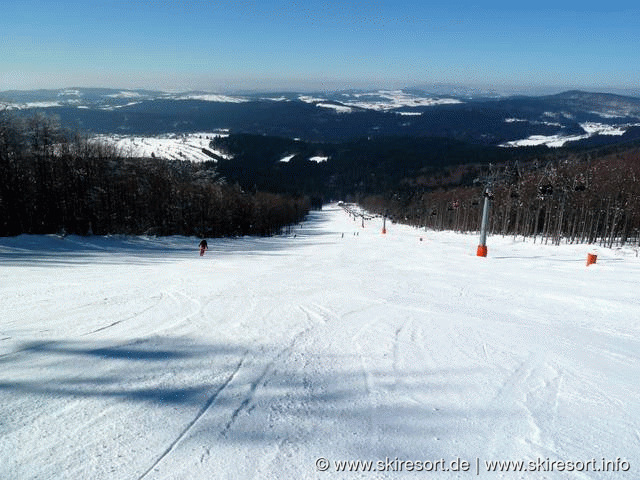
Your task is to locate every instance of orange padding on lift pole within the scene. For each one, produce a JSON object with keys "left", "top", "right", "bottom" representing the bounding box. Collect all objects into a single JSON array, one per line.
[
  {"left": 477, "top": 245, "right": 488, "bottom": 257},
  {"left": 586, "top": 253, "right": 597, "bottom": 266},
  {"left": 382, "top": 228, "right": 386, "bottom": 234}
]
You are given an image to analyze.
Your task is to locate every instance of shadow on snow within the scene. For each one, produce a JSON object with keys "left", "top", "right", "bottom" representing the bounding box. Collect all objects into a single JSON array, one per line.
[
  {"left": 0, "top": 209, "right": 340, "bottom": 267},
  {"left": 0, "top": 335, "right": 510, "bottom": 462}
]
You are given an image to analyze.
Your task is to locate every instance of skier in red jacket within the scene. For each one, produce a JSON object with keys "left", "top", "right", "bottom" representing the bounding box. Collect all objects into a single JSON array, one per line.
[{"left": 199, "top": 239, "right": 208, "bottom": 256}]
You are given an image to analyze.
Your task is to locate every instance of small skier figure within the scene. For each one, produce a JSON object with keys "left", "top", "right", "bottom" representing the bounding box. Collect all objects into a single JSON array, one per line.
[{"left": 199, "top": 239, "right": 208, "bottom": 256}]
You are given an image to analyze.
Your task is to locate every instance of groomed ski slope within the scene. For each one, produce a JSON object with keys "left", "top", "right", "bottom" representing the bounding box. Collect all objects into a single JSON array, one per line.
[{"left": 0, "top": 205, "right": 638, "bottom": 479}]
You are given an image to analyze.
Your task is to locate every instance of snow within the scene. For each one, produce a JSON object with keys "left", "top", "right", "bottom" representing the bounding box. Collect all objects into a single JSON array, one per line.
[
  {"left": 340, "top": 90, "right": 462, "bottom": 111},
  {"left": 505, "top": 118, "right": 528, "bottom": 123},
  {"left": 1, "top": 101, "right": 63, "bottom": 110},
  {"left": 25, "top": 101, "right": 62, "bottom": 108},
  {"left": 316, "top": 103, "right": 354, "bottom": 114},
  {"left": 308, "top": 155, "right": 328, "bottom": 163},
  {"left": 502, "top": 119, "right": 640, "bottom": 147},
  {"left": 113, "top": 101, "right": 142, "bottom": 109},
  {"left": 298, "top": 91, "right": 462, "bottom": 112},
  {"left": 591, "top": 111, "right": 627, "bottom": 119},
  {"left": 279, "top": 154, "right": 296, "bottom": 163},
  {"left": 588, "top": 106, "right": 640, "bottom": 119},
  {"left": 298, "top": 95, "right": 326, "bottom": 104},
  {"left": 504, "top": 118, "right": 562, "bottom": 127},
  {"left": 500, "top": 133, "right": 590, "bottom": 148},
  {"left": 580, "top": 122, "right": 639, "bottom": 136},
  {"left": 175, "top": 94, "right": 249, "bottom": 103},
  {"left": 92, "top": 133, "right": 231, "bottom": 162},
  {"left": 1, "top": 205, "right": 638, "bottom": 479},
  {"left": 58, "top": 89, "right": 81, "bottom": 97},
  {"left": 107, "top": 91, "right": 143, "bottom": 99},
  {"left": 395, "top": 111, "right": 423, "bottom": 116}
]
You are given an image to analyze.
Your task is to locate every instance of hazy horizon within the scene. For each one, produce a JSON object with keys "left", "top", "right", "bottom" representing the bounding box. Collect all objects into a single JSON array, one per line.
[{"left": 1, "top": 82, "right": 639, "bottom": 99}]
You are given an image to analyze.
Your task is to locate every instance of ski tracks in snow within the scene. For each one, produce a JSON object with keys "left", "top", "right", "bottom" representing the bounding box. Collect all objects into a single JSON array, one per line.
[
  {"left": 82, "top": 294, "right": 165, "bottom": 336},
  {"left": 220, "top": 331, "right": 306, "bottom": 437},
  {"left": 138, "top": 355, "right": 246, "bottom": 480},
  {"left": 487, "top": 351, "right": 565, "bottom": 459},
  {"left": 141, "top": 303, "right": 328, "bottom": 478},
  {"left": 3, "top": 206, "right": 638, "bottom": 479}
]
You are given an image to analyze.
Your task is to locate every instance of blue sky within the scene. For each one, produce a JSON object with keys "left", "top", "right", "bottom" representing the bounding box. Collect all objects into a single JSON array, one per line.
[{"left": 1, "top": 0, "right": 639, "bottom": 93}]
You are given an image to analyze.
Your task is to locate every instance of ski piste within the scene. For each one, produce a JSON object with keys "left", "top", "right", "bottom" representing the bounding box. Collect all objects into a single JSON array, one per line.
[{"left": 0, "top": 205, "right": 637, "bottom": 479}]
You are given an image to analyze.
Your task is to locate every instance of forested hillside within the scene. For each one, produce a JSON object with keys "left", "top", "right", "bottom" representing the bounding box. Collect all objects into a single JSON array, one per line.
[
  {"left": 211, "top": 134, "right": 542, "bottom": 198},
  {"left": 3, "top": 109, "right": 639, "bottom": 246},
  {"left": 0, "top": 113, "right": 309, "bottom": 237},
  {"left": 4, "top": 89, "right": 640, "bottom": 147},
  {"left": 360, "top": 147, "right": 640, "bottom": 248},
  {"left": 213, "top": 132, "right": 640, "bottom": 247}
]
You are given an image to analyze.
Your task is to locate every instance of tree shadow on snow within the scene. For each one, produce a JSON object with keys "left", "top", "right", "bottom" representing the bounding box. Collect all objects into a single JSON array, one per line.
[
  {"left": 0, "top": 335, "right": 512, "bottom": 464},
  {"left": 0, "top": 210, "right": 341, "bottom": 267}
]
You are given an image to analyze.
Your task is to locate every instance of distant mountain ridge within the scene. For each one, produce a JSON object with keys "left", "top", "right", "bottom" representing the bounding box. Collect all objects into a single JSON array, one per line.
[{"left": 2, "top": 87, "right": 640, "bottom": 148}]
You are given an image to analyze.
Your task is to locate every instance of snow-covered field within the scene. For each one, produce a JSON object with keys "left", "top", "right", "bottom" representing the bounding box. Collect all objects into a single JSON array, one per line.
[
  {"left": 500, "top": 121, "right": 640, "bottom": 148},
  {"left": 91, "top": 133, "right": 231, "bottom": 163},
  {"left": 299, "top": 90, "right": 462, "bottom": 113},
  {"left": 1, "top": 205, "right": 638, "bottom": 479}
]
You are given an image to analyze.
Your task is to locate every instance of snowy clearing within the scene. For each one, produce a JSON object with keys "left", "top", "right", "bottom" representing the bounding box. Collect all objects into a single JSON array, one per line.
[
  {"left": 339, "top": 90, "right": 462, "bottom": 111},
  {"left": 1, "top": 205, "right": 638, "bottom": 479},
  {"left": 580, "top": 122, "right": 640, "bottom": 136},
  {"left": 309, "top": 156, "right": 329, "bottom": 163},
  {"left": 316, "top": 103, "right": 354, "bottom": 114},
  {"left": 0, "top": 101, "right": 64, "bottom": 110},
  {"left": 279, "top": 154, "right": 296, "bottom": 163},
  {"left": 175, "top": 94, "right": 249, "bottom": 103},
  {"left": 298, "top": 91, "right": 462, "bottom": 112},
  {"left": 91, "top": 133, "right": 230, "bottom": 163},
  {"left": 500, "top": 120, "right": 640, "bottom": 147},
  {"left": 500, "top": 133, "right": 590, "bottom": 148}
]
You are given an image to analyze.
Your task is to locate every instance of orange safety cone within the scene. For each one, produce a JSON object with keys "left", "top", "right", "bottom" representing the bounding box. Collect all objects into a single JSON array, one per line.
[
  {"left": 477, "top": 245, "right": 488, "bottom": 257},
  {"left": 586, "top": 253, "right": 597, "bottom": 266}
]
